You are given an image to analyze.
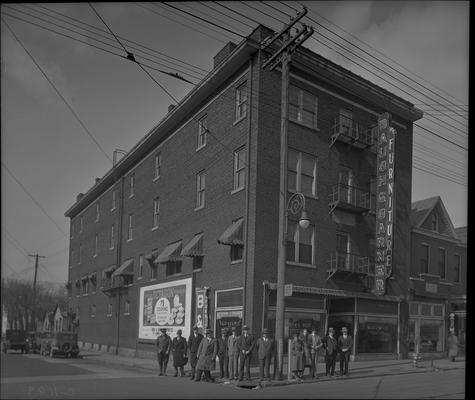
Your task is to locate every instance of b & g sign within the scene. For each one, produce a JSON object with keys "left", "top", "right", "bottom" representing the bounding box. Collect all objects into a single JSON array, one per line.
[{"left": 375, "top": 113, "right": 396, "bottom": 296}]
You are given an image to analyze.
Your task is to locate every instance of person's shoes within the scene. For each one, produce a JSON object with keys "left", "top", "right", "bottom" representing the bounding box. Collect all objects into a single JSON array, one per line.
[
  {"left": 173, "top": 373, "right": 178, "bottom": 377},
  {"left": 158, "top": 373, "right": 163, "bottom": 376},
  {"left": 189, "top": 376, "right": 195, "bottom": 380}
]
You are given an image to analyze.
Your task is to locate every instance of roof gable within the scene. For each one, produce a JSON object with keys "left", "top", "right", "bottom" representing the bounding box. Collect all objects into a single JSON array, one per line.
[{"left": 411, "top": 196, "right": 458, "bottom": 239}]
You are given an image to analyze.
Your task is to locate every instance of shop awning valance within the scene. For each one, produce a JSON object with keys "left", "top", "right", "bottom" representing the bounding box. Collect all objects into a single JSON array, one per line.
[
  {"left": 217, "top": 218, "right": 244, "bottom": 246},
  {"left": 181, "top": 233, "right": 204, "bottom": 257},
  {"left": 103, "top": 265, "right": 116, "bottom": 275},
  {"left": 156, "top": 241, "right": 182, "bottom": 264},
  {"left": 89, "top": 273, "right": 97, "bottom": 281},
  {"left": 112, "top": 259, "right": 134, "bottom": 277}
]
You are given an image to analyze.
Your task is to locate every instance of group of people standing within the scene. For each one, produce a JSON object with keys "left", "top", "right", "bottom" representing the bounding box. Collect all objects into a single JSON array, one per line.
[{"left": 155, "top": 324, "right": 353, "bottom": 382}]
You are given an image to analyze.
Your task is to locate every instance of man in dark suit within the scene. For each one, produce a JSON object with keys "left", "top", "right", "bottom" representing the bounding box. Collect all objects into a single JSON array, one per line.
[
  {"left": 187, "top": 326, "right": 203, "bottom": 380},
  {"left": 338, "top": 326, "right": 353, "bottom": 376},
  {"left": 227, "top": 327, "right": 240, "bottom": 380},
  {"left": 322, "top": 327, "right": 338, "bottom": 377},
  {"left": 155, "top": 328, "right": 172, "bottom": 376},
  {"left": 237, "top": 325, "right": 255, "bottom": 381},
  {"left": 216, "top": 329, "right": 229, "bottom": 379},
  {"left": 256, "top": 328, "right": 274, "bottom": 381}
]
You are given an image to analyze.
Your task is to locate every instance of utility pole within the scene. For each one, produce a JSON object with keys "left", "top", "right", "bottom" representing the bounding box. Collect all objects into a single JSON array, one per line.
[
  {"left": 261, "top": 9, "right": 314, "bottom": 381},
  {"left": 28, "top": 253, "right": 45, "bottom": 331}
]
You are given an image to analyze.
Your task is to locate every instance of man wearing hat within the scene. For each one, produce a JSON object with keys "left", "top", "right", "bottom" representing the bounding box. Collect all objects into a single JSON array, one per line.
[
  {"left": 155, "top": 328, "right": 172, "bottom": 376},
  {"left": 216, "top": 328, "right": 229, "bottom": 379},
  {"left": 237, "top": 325, "right": 255, "bottom": 381},
  {"left": 195, "top": 328, "right": 218, "bottom": 382},
  {"left": 309, "top": 328, "right": 323, "bottom": 379},
  {"left": 171, "top": 329, "right": 187, "bottom": 377},
  {"left": 256, "top": 328, "right": 274, "bottom": 380},
  {"left": 227, "top": 327, "right": 240, "bottom": 380},
  {"left": 338, "top": 326, "right": 353, "bottom": 376},
  {"left": 187, "top": 326, "right": 203, "bottom": 380},
  {"left": 322, "top": 327, "right": 337, "bottom": 377}
]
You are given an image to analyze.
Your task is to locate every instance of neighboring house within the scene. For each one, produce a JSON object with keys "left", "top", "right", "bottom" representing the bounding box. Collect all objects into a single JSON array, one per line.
[
  {"left": 64, "top": 25, "right": 423, "bottom": 359},
  {"left": 42, "top": 311, "right": 54, "bottom": 332},
  {"left": 42, "top": 304, "right": 69, "bottom": 332},
  {"left": 409, "top": 196, "right": 466, "bottom": 355}
]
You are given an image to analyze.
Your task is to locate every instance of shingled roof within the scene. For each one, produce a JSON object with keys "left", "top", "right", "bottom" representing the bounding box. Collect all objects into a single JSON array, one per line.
[{"left": 411, "top": 196, "right": 458, "bottom": 239}]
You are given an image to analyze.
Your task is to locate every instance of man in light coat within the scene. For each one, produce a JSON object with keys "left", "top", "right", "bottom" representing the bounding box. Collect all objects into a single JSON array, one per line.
[{"left": 194, "top": 329, "right": 218, "bottom": 382}]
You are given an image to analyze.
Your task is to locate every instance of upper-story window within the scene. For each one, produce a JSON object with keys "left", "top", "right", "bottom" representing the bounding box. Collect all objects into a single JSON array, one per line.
[
  {"left": 70, "top": 249, "right": 75, "bottom": 267},
  {"left": 289, "top": 85, "right": 318, "bottom": 129},
  {"left": 339, "top": 109, "right": 353, "bottom": 135},
  {"left": 110, "top": 224, "right": 115, "bottom": 250},
  {"left": 79, "top": 216, "right": 83, "bottom": 233},
  {"left": 129, "top": 174, "right": 135, "bottom": 198},
  {"left": 286, "top": 221, "right": 315, "bottom": 265},
  {"left": 154, "top": 153, "right": 161, "bottom": 180},
  {"left": 153, "top": 198, "right": 160, "bottom": 229},
  {"left": 124, "top": 300, "right": 130, "bottom": 315},
  {"left": 93, "top": 234, "right": 98, "bottom": 257},
  {"left": 288, "top": 149, "right": 318, "bottom": 197},
  {"left": 127, "top": 213, "right": 133, "bottom": 241},
  {"left": 431, "top": 213, "right": 438, "bottom": 232},
  {"left": 166, "top": 261, "right": 182, "bottom": 277},
  {"left": 235, "top": 82, "right": 248, "bottom": 121},
  {"left": 111, "top": 190, "right": 116, "bottom": 211},
  {"left": 420, "top": 243, "right": 429, "bottom": 274},
  {"left": 438, "top": 247, "right": 446, "bottom": 279},
  {"left": 78, "top": 244, "right": 82, "bottom": 264},
  {"left": 198, "top": 116, "right": 207, "bottom": 150},
  {"left": 138, "top": 254, "right": 144, "bottom": 279},
  {"left": 454, "top": 254, "right": 461, "bottom": 282},
  {"left": 95, "top": 203, "right": 100, "bottom": 222},
  {"left": 70, "top": 221, "right": 74, "bottom": 239},
  {"left": 196, "top": 171, "right": 206, "bottom": 210},
  {"left": 233, "top": 147, "right": 246, "bottom": 192}
]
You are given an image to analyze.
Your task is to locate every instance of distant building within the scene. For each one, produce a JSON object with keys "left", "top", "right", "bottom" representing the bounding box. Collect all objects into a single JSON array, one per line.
[
  {"left": 65, "top": 25, "right": 424, "bottom": 359},
  {"left": 42, "top": 304, "right": 69, "bottom": 332}
]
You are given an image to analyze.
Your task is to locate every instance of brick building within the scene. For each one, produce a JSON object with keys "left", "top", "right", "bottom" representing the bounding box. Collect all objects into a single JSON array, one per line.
[
  {"left": 409, "top": 197, "right": 467, "bottom": 355},
  {"left": 65, "top": 25, "right": 425, "bottom": 359}
]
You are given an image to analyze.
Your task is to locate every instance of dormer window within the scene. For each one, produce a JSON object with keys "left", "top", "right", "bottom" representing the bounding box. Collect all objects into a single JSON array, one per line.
[{"left": 431, "top": 213, "right": 438, "bottom": 232}]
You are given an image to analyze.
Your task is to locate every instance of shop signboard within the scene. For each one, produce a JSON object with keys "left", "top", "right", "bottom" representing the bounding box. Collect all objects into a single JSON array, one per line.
[
  {"left": 195, "top": 287, "right": 209, "bottom": 332},
  {"left": 215, "top": 310, "right": 242, "bottom": 335},
  {"left": 375, "top": 112, "right": 396, "bottom": 296},
  {"left": 138, "top": 278, "right": 192, "bottom": 340}
]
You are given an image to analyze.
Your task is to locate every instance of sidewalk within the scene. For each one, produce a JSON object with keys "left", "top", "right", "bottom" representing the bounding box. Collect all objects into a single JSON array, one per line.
[{"left": 79, "top": 349, "right": 465, "bottom": 388}]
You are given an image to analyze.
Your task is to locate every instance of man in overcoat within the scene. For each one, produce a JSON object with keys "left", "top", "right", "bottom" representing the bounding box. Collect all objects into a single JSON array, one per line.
[
  {"left": 227, "top": 326, "right": 240, "bottom": 380},
  {"left": 187, "top": 326, "right": 203, "bottom": 380},
  {"left": 155, "top": 328, "right": 172, "bottom": 376},
  {"left": 256, "top": 328, "right": 274, "bottom": 380},
  {"left": 338, "top": 326, "right": 353, "bottom": 376},
  {"left": 216, "top": 329, "right": 229, "bottom": 379},
  {"left": 299, "top": 328, "right": 312, "bottom": 378},
  {"left": 237, "top": 325, "right": 255, "bottom": 381},
  {"left": 194, "top": 329, "right": 218, "bottom": 382},
  {"left": 171, "top": 329, "right": 187, "bottom": 377},
  {"left": 322, "top": 327, "right": 337, "bottom": 377}
]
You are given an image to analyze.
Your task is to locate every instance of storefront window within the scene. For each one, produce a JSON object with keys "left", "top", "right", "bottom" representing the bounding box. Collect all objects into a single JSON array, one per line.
[
  {"left": 267, "top": 310, "right": 323, "bottom": 340},
  {"left": 420, "top": 319, "right": 444, "bottom": 352},
  {"left": 327, "top": 315, "right": 354, "bottom": 341},
  {"left": 357, "top": 316, "right": 397, "bottom": 353}
]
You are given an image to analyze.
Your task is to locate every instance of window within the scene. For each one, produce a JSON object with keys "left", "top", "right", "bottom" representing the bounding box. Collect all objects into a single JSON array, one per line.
[
  {"left": 153, "top": 198, "right": 160, "bottom": 229},
  {"left": 438, "top": 248, "right": 446, "bottom": 279},
  {"left": 166, "top": 261, "right": 182, "bottom": 276},
  {"left": 70, "top": 221, "right": 74, "bottom": 239},
  {"left": 91, "top": 273, "right": 97, "bottom": 293},
  {"left": 454, "top": 254, "right": 461, "bottom": 282},
  {"left": 123, "top": 274, "right": 133, "bottom": 286},
  {"left": 196, "top": 171, "right": 205, "bottom": 209},
  {"left": 286, "top": 221, "right": 315, "bottom": 265},
  {"left": 230, "top": 245, "right": 243, "bottom": 263},
  {"left": 129, "top": 174, "right": 135, "bottom": 198},
  {"left": 150, "top": 249, "right": 158, "bottom": 279},
  {"left": 80, "top": 216, "right": 83, "bottom": 233},
  {"left": 138, "top": 254, "right": 144, "bottom": 279},
  {"left": 107, "top": 303, "right": 113, "bottom": 317},
  {"left": 78, "top": 244, "right": 82, "bottom": 264},
  {"left": 233, "top": 147, "right": 246, "bottom": 191},
  {"left": 154, "top": 153, "right": 161, "bottom": 180},
  {"left": 95, "top": 203, "right": 100, "bottom": 222},
  {"left": 420, "top": 244, "right": 429, "bottom": 274},
  {"left": 287, "top": 149, "right": 317, "bottom": 196},
  {"left": 110, "top": 225, "right": 115, "bottom": 249},
  {"left": 124, "top": 300, "right": 130, "bottom": 315},
  {"left": 111, "top": 190, "right": 116, "bottom": 211},
  {"left": 431, "top": 213, "right": 438, "bottom": 232},
  {"left": 193, "top": 256, "right": 203, "bottom": 270},
  {"left": 198, "top": 116, "right": 207, "bottom": 149},
  {"left": 339, "top": 109, "right": 353, "bottom": 135},
  {"left": 90, "top": 305, "right": 96, "bottom": 318},
  {"left": 235, "top": 82, "right": 248, "bottom": 121},
  {"left": 93, "top": 234, "right": 98, "bottom": 257},
  {"left": 70, "top": 249, "right": 75, "bottom": 267},
  {"left": 357, "top": 316, "right": 397, "bottom": 353},
  {"left": 81, "top": 277, "right": 89, "bottom": 295},
  {"left": 127, "top": 213, "right": 133, "bottom": 241},
  {"left": 289, "top": 85, "right": 318, "bottom": 129}
]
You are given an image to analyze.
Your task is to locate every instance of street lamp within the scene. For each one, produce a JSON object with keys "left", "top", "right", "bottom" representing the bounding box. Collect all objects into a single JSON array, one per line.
[{"left": 275, "top": 191, "right": 310, "bottom": 380}]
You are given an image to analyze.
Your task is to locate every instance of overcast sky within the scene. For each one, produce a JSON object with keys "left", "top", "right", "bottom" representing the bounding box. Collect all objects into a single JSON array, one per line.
[{"left": 1, "top": 2, "right": 468, "bottom": 284}]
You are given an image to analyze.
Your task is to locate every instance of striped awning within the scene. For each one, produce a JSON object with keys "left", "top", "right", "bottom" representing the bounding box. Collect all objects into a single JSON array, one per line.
[
  {"left": 181, "top": 233, "right": 204, "bottom": 257},
  {"left": 103, "top": 265, "right": 116, "bottom": 275},
  {"left": 112, "top": 259, "right": 134, "bottom": 277},
  {"left": 156, "top": 241, "right": 182, "bottom": 264},
  {"left": 217, "top": 218, "right": 244, "bottom": 246}
]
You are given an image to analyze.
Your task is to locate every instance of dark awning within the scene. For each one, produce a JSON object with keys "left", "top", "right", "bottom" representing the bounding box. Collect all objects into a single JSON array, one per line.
[
  {"left": 103, "top": 265, "right": 116, "bottom": 275},
  {"left": 156, "top": 241, "right": 182, "bottom": 264},
  {"left": 112, "top": 259, "right": 134, "bottom": 277},
  {"left": 217, "top": 218, "right": 244, "bottom": 246},
  {"left": 181, "top": 233, "right": 204, "bottom": 257}
]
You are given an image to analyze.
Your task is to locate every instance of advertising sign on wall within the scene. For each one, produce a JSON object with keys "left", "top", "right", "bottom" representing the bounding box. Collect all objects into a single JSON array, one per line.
[
  {"left": 195, "top": 287, "right": 209, "bottom": 332},
  {"left": 215, "top": 310, "right": 243, "bottom": 335},
  {"left": 375, "top": 112, "right": 396, "bottom": 296},
  {"left": 138, "top": 278, "right": 192, "bottom": 340}
]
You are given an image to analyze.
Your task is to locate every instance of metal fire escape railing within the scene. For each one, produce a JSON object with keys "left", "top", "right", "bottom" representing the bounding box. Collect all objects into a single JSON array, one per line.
[
  {"left": 330, "top": 116, "right": 375, "bottom": 149},
  {"left": 326, "top": 252, "right": 375, "bottom": 280},
  {"left": 328, "top": 183, "right": 372, "bottom": 214}
]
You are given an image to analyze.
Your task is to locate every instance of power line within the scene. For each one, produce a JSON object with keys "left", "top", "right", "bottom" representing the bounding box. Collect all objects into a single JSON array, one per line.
[
  {"left": 213, "top": 1, "right": 263, "bottom": 27},
  {"left": 414, "top": 124, "right": 467, "bottom": 151}
]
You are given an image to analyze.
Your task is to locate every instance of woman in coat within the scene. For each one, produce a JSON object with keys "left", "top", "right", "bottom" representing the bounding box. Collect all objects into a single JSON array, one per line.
[
  {"left": 448, "top": 330, "right": 459, "bottom": 362},
  {"left": 172, "top": 330, "right": 188, "bottom": 377},
  {"left": 290, "top": 332, "right": 305, "bottom": 380},
  {"left": 194, "top": 329, "right": 218, "bottom": 382}
]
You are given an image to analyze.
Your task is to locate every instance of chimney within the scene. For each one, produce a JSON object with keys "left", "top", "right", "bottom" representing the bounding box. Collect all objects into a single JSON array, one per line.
[
  {"left": 213, "top": 42, "right": 237, "bottom": 68},
  {"left": 76, "top": 193, "right": 84, "bottom": 202},
  {"left": 168, "top": 104, "right": 176, "bottom": 113}
]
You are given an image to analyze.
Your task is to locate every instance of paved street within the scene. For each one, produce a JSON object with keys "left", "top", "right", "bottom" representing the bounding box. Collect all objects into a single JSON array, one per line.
[{"left": 1, "top": 353, "right": 465, "bottom": 399}]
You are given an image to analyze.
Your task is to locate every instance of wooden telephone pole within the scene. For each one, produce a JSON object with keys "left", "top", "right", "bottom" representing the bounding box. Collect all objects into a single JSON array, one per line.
[
  {"left": 261, "top": 8, "right": 314, "bottom": 380},
  {"left": 28, "top": 253, "right": 45, "bottom": 331}
]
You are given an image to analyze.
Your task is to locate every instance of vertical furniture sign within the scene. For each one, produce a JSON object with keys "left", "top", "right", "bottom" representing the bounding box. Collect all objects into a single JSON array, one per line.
[
  {"left": 195, "top": 287, "right": 209, "bottom": 332},
  {"left": 375, "top": 113, "right": 396, "bottom": 296}
]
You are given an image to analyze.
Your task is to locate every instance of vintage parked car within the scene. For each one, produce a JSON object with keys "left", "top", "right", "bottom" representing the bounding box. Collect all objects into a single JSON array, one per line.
[
  {"left": 2, "top": 329, "right": 28, "bottom": 354},
  {"left": 42, "top": 332, "right": 79, "bottom": 358}
]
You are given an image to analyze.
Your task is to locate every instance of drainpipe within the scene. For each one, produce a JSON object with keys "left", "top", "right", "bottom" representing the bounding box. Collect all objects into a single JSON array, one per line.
[{"left": 115, "top": 173, "right": 125, "bottom": 355}]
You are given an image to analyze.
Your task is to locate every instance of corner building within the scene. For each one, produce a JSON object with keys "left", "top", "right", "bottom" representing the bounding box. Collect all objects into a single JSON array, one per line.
[{"left": 65, "top": 25, "right": 424, "bottom": 360}]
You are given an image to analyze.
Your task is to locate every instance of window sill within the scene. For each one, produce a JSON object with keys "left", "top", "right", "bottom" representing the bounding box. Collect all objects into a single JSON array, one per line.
[
  {"left": 93, "top": 254, "right": 97, "bottom": 258},
  {"left": 166, "top": 273, "right": 183, "bottom": 278},
  {"left": 137, "top": 276, "right": 143, "bottom": 280},
  {"left": 409, "top": 276, "right": 425, "bottom": 281},
  {"left": 194, "top": 205, "right": 205, "bottom": 212},
  {"left": 107, "top": 314, "right": 112, "bottom": 318},
  {"left": 124, "top": 313, "right": 130, "bottom": 316},
  {"left": 111, "top": 207, "right": 116, "bottom": 212},
  {"left": 230, "top": 260, "right": 243, "bottom": 265},
  {"left": 128, "top": 194, "right": 135, "bottom": 199},
  {"left": 152, "top": 226, "right": 159, "bottom": 232},
  {"left": 196, "top": 144, "right": 206, "bottom": 152},
  {"left": 419, "top": 273, "right": 440, "bottom": 278},
  {"left": 127, "top": 238, "right": 133, "bottom": 242},
  {"left": 192, "top": 268, "right": 203, "bottom": 273},
  {"left": 289, "top": 119, "right": 320, "bottom": 132},
  {"left": 231, "top": 187, "right": 245, "bottom": 195},
  {"left": 153, "top": 176, "right": 160, "bottom": 182},
  {"left": 288, "top": 190, "right": 319, "bottom": 201},
  {"left": 287, "top": 261, "right": 316, "bottom": 269},
  {"left": 439, "top": 281, "right": 453, "bottom": 286},
  {"left": 233, "top": 115, "right": 246, "bottom": 126},
  {"left": 109, "top": 247, "right": 114, "bottom": 250}
]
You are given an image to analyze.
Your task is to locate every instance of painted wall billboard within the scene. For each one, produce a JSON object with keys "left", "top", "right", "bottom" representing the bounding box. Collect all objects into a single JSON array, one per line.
[
  {"left": 138, "top": 278, "right": 192, "bottom": 340},
  {"left": 375, "top": 112, "right": 396, "bottom": 296}
]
